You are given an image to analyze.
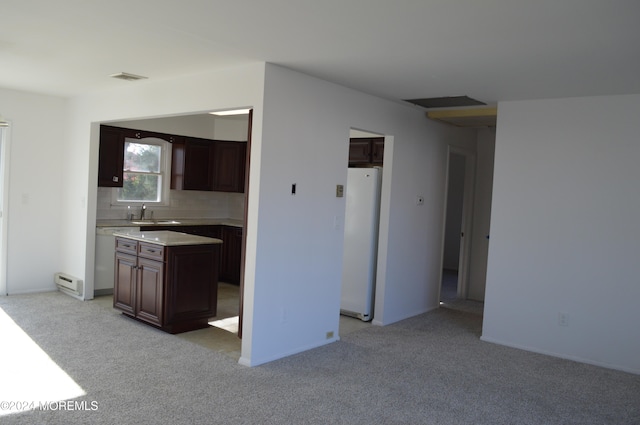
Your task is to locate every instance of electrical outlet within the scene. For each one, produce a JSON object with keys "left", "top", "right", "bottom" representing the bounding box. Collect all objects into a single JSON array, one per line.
[
  {"left": 558, "top": 312, "right": 570, "bottom": 327},
  {"left": 326, "top": 331, "right": 334, "bottom": 339}
]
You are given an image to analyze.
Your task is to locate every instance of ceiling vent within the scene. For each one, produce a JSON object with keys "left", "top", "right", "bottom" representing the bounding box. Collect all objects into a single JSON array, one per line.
[
  {"left": 404, "top": 96, "right": 486, "bottom": 109},
  {"left": 109, "top": 72, "right": 148, "bottom": 81}
]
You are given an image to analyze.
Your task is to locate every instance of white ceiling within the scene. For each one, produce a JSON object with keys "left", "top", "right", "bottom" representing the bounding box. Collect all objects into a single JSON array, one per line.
[{"left": 2, "top": 0, "right": 639, "bottom": 105}]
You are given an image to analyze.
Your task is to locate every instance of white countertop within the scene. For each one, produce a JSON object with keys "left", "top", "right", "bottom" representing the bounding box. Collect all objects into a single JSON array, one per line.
[
  {"left": 113, "top": 230, "right": 223, "bottom": 247},
  {"left": 97, "top": 218, "right": 243, "bottom": 228}
]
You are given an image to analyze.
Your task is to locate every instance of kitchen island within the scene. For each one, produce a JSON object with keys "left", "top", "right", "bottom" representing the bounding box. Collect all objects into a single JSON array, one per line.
[
  {"left": 96, "top": 219, "right": 244, "bottom": 286},
  {"left": 112, "top": 230, "right": 222, "bottom": 334}
]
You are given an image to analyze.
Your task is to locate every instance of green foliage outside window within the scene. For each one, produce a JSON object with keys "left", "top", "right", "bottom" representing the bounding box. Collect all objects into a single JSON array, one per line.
[
  {"left": 121, "top": 173, "right": 160, "bottom": 201},
  {"left": 118, "top": 141, "right": 163, "bottom": 202}
]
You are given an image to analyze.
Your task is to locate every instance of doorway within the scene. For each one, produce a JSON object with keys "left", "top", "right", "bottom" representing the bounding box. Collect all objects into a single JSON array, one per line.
[
  {"left": 441, "top": 148, "right": 475, "bottom": 303},
  {"left": 93, "top": 111, "right": 252, "bottom": 358},
  {"left": 339, "top": 128, "right": 384, "bottom": 336}
]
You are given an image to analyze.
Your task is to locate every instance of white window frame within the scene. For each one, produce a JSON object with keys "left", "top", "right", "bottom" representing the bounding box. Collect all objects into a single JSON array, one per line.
[{"left": 111, "top": 137, "right": 171, "bottom": 207}]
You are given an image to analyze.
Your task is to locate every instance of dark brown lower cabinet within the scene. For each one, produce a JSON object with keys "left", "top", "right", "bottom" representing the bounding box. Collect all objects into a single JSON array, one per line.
[
  {"left": 220, "top": 226, "right": 243, "bottom": 285},
  {"left": 139, "top": 224, "right": 242, "bottom": 285},
  {"left": 114, "top": 237, "right": 220, "bottom": 334}
]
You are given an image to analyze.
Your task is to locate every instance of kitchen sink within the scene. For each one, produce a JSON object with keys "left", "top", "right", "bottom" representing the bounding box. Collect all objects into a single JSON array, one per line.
[{"left": 130, "top": 220, "right": 181, "bottom": 225}]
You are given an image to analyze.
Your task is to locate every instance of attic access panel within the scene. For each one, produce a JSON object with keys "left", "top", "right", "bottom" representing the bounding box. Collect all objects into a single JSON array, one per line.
[
  {"left": 404, "top": 96, "right": 486, "bottom": 109},
  {"left": 426, "top": 107, "right": 497, "bottom": 128}
]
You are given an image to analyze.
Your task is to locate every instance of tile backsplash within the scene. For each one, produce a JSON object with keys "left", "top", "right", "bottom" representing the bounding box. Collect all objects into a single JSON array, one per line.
[{"left": 96, "top": 187, "right": 245, "bottom": 220}]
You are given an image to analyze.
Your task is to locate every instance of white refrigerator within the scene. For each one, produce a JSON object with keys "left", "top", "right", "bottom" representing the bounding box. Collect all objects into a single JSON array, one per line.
[{"left": 340, "top": 167, "right": 382, "bottom": 321}]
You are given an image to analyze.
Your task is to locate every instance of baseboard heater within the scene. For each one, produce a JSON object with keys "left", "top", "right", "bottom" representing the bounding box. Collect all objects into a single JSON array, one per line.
[
  {"left": 340, "top": 309, "right": 371, "bottom": 322},
  {"left": 54, "top": 272, "right": 83, "bottom": 297}
]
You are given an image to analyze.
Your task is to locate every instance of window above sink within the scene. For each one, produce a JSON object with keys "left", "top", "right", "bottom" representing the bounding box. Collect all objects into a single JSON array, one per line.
[{"left": 112, "top": 137, "right": 171, "bottom": 207}]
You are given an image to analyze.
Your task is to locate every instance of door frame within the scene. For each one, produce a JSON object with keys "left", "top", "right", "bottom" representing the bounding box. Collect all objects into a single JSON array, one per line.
[
  {"left": 442, "top": 146, "right": 476, "bottom": 299},
  {"left": 238, "top": 109, "right": 252, "bottom": 339},
  {"left": 0, "top": 123, "right": 11, "bottom": 296}
]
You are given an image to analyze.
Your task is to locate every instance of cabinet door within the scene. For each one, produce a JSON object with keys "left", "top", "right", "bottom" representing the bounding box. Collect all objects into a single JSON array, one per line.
[
  {"left": 114, "top": 251, "right": 137, "bottom": 315},
  {"left": 164, "top": 245, "right": 219, "bottom": 324},
  {"left": 220, "top": 226, "right": 243, "bottom": 285},
  {"left": 213, "top": 141, "right": 246, "bottom": 193},
  {"left": 348, "top": 139, "right": 372, "bottom": 164},
  {"left": 98, "top": 126, "right": 125, "bottom": 187},
  {"left": 170, "top": 137, "right": 186, "bottom": 190},
  {"left": 371, "top": 138, "right": 385, "bottom": 164},
  {"left": 181, "top": 225, "right": 220, "bottom": 238},
  {"left": 183, "top": 138, "right": 214, "bottom": 191},
  {"left": 136, "top": 257, "right": 164, "bottom": 326}
]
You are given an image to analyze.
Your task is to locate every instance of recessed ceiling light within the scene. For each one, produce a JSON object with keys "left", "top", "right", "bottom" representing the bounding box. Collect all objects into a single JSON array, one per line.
[
  {"left": 209, "top": 109, "right": 251, "bottom": 116},
  {"left": 109, "top": 72, "right": 148, "bottom": 81}
]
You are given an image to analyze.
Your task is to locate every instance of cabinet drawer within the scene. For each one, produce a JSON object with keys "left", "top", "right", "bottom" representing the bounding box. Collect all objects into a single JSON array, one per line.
[
  {"left": 115, "top": 237, "right": 138, "bottom": 255},
  {"left": 138, "top": 242, "right": 165, "bottom": 261}
]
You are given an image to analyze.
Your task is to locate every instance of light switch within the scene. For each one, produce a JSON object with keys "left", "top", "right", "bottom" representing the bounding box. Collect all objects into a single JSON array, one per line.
[
  {"left": 336, "top": 184, "right": 344, "bottom": 197},
  {"left": 333, "top": 215, "right": 342, "bottom": 230}
]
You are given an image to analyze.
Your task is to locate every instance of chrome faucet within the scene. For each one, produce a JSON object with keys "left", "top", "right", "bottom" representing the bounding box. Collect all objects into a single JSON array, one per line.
[{"left": 140, "top": 203, "right": 146, "bottom": 220}]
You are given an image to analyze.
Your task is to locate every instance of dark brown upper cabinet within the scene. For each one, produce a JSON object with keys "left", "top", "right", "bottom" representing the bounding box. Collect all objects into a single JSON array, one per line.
[
  {"left": 98, "top": 125, "right": 125, "bottom": 187},
  {"left": 99, "top": 124, "right": 246, "bottom": 193},
  {"left": 172, "top": 138, "right": 246, "bottom": 193},
  {"left": 213, "top": 141, "right": 246, "bottom": 193},
  {"left": 371, "top": 138, "right": 384, "bottom": 164},
  {"left": 171, "top": 137, "right": 213, "bottom": 191},
  {"left": 184, "top": 137, "right": 215, "bottom": 191},
  {"left": 99, "top": 125, "right": 178, "bottom": 187},
  {"left": 348, "top": 137, "right": 385, "bottom": 166}
]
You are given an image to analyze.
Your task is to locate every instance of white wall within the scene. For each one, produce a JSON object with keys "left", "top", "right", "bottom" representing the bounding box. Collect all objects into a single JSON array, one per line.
[
  {"left": 0, "top": 88, "right": 68, "bottom": 294},
  {"left": 243, "top": 64, "right": 475, "bottom": 365},
  {"left": 113, "top": 114, "right": 217, "bottom": 139},
  {"left": 482, "top": 94, "right": 640, "bottom": 374},
  {"left": 113, "top": 114, "right": 249, "bottom": 141},
  {"left": 213, "top": 116, "right": 250, "bottom": 141}
]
